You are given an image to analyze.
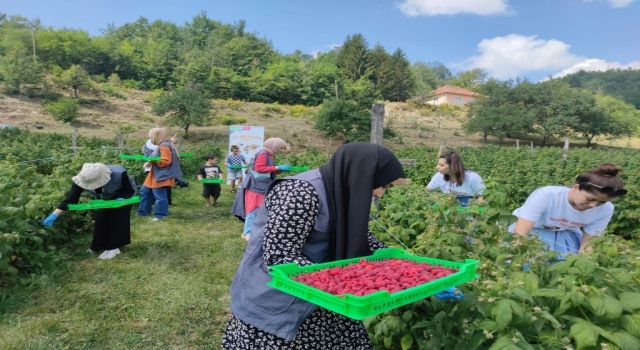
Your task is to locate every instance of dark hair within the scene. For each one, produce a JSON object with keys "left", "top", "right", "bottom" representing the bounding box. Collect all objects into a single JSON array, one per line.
[
  {"left": 205, "top": 154, "right": 218, "bottom": 160},
  {"left": 576, "top": 163, "right": 626, "bottom": 197},
  {"left": 230, "top": 145, "right": 239, "bottom": 151},
  {"left": 440, "top": 150, "right": 465, "bottom": 185}
]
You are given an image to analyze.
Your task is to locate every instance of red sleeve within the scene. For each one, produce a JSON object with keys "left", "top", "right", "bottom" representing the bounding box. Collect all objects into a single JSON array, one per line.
[{"left": 254, "top": 153, "right": 278, "bottom": 173}]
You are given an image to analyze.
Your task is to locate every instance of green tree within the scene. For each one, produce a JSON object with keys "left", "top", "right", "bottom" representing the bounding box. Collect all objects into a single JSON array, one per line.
[
  {"left": 337, "top": 34, "right": 369, "bottom": 82},
  {"left": 448, "top": 69, "right": 487, "bottom": 90},
  {"left": 411, "top": 61, "right": 452, "bottom": 95},
  {"left": 0, "top": 15, "right": 44, "bottom": 93},
  {"left": 302, "top": 52, "right": 339, "bottom": 105},
  {"left": 595, "top": 94, "right": 640, "bottom": 138},
  {"left": 315, "top": 99, "right": 370, "bottom": 142},
  {"left": 55, "top": 64, "right": 91, "bottom": 97},
  {"left": 153, "top": 88, "right": 212, "bottom": 138},
  {"left": 249, "top": 56, "right": 305, "bottom": 104},
  {"left": 382, "top": 48, "right": 416, "bottom": 102},
  {"left": 366, "top": 44, "right": 391, "bottom": 93},
  {"left": 44, "top": 97, "right": 80, "bottom": 124},
  {"left": 465, "top": 80, "right": 531, "bottom": 143}
]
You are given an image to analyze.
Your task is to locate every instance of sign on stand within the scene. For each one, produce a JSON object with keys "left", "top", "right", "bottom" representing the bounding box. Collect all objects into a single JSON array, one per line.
[{"left": 228, "top": 125, "right": 264, "bottom": 183}]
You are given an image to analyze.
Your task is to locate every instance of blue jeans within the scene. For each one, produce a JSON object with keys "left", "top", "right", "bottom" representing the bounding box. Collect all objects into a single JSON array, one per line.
[
  {"left": 508, "top": 223, "right": 582, "bottom": 260},
  {"left": 243, "top": 209, "right": 258, "bottom": 236},
  {"left": 139, "top": 186, "right": 169, "bottom": 219}
]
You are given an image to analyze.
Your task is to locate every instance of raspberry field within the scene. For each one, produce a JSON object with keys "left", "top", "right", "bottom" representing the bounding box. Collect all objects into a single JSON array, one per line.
[{"left": 1, "top": 129, "right": 639, "bottom": 349}]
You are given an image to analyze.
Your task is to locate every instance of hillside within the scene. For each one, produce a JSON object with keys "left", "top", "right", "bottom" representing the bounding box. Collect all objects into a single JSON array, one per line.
[
  {"left": 2, "top": 87, "right": 640, "bottom": 151},
  {"left": 0, "top": 88, "right": 483, "bottom": 152}
]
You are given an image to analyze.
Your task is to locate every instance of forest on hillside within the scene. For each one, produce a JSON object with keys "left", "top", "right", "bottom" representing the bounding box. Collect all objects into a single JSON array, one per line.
[{"left": 1, "top": 11, "right": 640, "bottom": 146}]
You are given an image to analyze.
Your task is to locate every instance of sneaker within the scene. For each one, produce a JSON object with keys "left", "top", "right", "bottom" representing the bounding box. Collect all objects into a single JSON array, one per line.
[
  {"left": 241, "top": 234, "right": 250, "bottom": 242},
  {"left": 151, "top": 217, "right": 162, "bottom": 221},
  {"left": 98, "top": 248, "right": 121, "bottom": 260}
]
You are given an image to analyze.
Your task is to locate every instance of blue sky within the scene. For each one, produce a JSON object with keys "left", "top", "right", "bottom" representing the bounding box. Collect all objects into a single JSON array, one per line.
[{"left": 2, "top": 0, "right": 639, "bottom": 81}]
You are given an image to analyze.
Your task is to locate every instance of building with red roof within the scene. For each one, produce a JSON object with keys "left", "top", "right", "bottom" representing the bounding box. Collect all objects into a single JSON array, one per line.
[{"left": 428, "top": 85, "right": 481, "bottom": 106}]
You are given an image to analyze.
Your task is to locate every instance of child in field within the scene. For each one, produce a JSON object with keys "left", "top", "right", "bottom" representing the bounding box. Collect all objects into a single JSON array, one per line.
[
  {"left": 197, "top": 154, "right": 223, "bottom": 207},
  {"left": 225, "top": 145, "right": 247, "bottom": 193}
]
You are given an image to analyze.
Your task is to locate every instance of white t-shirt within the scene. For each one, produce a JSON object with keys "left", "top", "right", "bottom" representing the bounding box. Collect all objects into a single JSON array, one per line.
[
  {"left": 426, "top": 170, "right": 486, "bottom": 196},
  {"left": 512, "top": 186, "right": 614, "bottom": 236}
]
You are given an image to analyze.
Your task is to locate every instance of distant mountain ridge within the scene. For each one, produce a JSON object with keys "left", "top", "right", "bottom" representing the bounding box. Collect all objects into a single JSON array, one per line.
[{"left": 560, "top": 69, "right": 640, "bottom": 108}]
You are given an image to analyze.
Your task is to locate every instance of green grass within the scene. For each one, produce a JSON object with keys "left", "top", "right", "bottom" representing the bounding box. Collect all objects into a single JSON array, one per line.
[{"left": 0, "top": 184, "right": 246, "bottom": 349}]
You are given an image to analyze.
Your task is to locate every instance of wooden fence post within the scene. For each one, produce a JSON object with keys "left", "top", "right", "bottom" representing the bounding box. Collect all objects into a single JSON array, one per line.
[
  {"left": 516, "top": 139, "right": 520, "bottom": 149},
  {"left": 562, "top": 137, "right": 570, "bottom": 160},
  {"left": 370, "top": 103, "right": 385, "bottom": 145}
]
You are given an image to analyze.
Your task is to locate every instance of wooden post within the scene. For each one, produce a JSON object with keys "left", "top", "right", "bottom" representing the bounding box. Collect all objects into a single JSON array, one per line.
[
  {"left": 516, "top": 139, "right": 520, "bottom": 149},
  {"left": 116, "top": 133, "right": 125, "bottom": 149},
  {"left": 370, "top": 103, "right": 384, "bottom": 145},
  {"left": 530, "top": 141, "right": 534, "bottom": 151},
  {"left": 71, "top": 127, "right": 79, "bottom": 154},
  {"left": 562, "top": 137, "right": 570, "bottom": 160},
  {"left": 438, "top": 140, "right": 447, "bottom": 158}
]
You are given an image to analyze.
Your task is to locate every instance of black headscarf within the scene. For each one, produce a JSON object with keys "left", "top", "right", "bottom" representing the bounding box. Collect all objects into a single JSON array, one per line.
[{"left": 319, "top": 143, "right": 405, "bottom": 260}]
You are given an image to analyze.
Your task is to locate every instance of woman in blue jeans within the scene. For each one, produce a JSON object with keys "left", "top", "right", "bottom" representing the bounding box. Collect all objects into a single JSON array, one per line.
[
  {"left": 510, "top": 163, "right": 626, "bottom": 259},
  {"left": 138, "top": 127, "right": 183, "bottom": 220}
]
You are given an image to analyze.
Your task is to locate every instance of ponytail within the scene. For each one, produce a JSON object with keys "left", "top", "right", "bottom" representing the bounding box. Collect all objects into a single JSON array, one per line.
[{"left": 576, "top": 163, "right": 626, "bottom": 197}]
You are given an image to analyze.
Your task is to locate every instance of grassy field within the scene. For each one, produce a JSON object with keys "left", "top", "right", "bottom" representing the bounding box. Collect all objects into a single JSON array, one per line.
[{"left": 0, "top": 183, "right": 246, "bottom": 349}]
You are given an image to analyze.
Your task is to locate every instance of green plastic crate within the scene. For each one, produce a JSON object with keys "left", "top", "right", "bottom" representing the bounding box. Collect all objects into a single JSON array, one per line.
[
  {"left": 67, "top": 196, "right": 141, "bottom": 211},
  {"left": 119, "top": 153, "right": 192, "bottom": 161},
  {"left": 200, "top": 178, "right": 223, "bottom": 184},
  {"left": 268, "top": 247, "right": 478, "bottom": 320},
  {"left": 119, "top": 154, "right": 160, "bottom": 161},
  {"left": 229, "top": 164, "right": 249, "bottom": 170},
  {"left": 282, "top": 166, "right": 309, "bottom": 172}
]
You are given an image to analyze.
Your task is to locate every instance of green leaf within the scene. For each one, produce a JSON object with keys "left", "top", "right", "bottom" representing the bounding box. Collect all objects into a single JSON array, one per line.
[
  {"left": 606, "top": 331, "right": 640, "bottom": 350},
  {"left": 621, "top": 314, "right": 640, "bottom": 338},
  {"left": 573, "top": 258, "right": 596, "bottom": 275},
  {"left": 570, "top": 322, "right": 599, "bottom": 349},
  {"left": 588, "top": 295, "right": 606, "bottom": 317},
  {"left": 512, "top": 288, "right": 533, "bottom": 303},
  {"left": 531, "top": 288, "right": 564, "bottom": 299},
  {"left": 491, "top": 299, "right": 513, "bottom": 329},
  {"left": 602, "top": 295, "right": 624, "bottom": 319},
  {"left": 401, "top": 334, "right": 413, "bottom": 350},
  {"left": 539, "top": 310, "right": 561, "bottom": 329},
  {"left": 478, "top": 319, "right": 499, "bottom": 331},
  {"left": 619, "top": 293, "right": 640, "bottom": 311},
  {"left": 402, "top": 310, "right": 413, "bottom": 322},
  {"left": 487, "top": 335, "right": 521, "bottom": 350}
]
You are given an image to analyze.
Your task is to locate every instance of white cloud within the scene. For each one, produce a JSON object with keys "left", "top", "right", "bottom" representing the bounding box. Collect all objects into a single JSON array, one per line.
[
  {"left": 398, "top": 0, "right": 508, "bottom": 16},
  {"left": 463, "top": 34, "right": 640, "bottom": 80},
  {"left": 552, "top": 59, "right": 640, "bottom": 78},
  {"left": 608, "top": 0, "right": 636, "bottom": 8},
  {"left": 466, "top": 34, "right": 583, "bottom": 79}
]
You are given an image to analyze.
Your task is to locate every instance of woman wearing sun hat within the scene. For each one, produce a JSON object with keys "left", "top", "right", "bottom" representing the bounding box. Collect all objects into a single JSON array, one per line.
[{"left": 42, "top": 163, "right": 137, "bottom": 260}]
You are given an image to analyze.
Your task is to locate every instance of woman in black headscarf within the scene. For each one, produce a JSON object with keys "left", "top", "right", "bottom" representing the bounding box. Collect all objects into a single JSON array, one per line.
[{"left": 222, "top": 143, "right": 408, "bottom": 350}]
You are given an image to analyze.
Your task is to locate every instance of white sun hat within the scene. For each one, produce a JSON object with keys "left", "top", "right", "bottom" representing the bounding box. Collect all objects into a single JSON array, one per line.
[{"left": 72, "top": 163, "right": 112, "bottom": 190}]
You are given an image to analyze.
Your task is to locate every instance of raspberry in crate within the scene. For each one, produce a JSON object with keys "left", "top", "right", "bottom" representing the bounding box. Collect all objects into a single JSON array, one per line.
[{"left": 293, "top": 258, "right": 457, "bottom": 296}]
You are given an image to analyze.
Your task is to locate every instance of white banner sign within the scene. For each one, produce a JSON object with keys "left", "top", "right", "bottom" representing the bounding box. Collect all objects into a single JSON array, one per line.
[{"left": 228, "top": 125, "right": 264, "bottom": 163}]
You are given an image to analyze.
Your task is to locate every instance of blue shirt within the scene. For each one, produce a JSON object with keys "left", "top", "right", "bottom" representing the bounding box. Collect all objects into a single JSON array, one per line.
[{"left": 426, "top": 170, "right": 485, "bottom": 196}]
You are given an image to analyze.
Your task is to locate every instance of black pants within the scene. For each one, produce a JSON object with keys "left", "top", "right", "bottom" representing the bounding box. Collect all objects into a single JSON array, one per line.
[{"left": 92, "top": 205, "right": 132, "bottom": 250}]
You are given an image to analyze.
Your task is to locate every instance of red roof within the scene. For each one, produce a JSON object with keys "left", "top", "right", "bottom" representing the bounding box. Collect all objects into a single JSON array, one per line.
[{"left": 433, "top": 85, "right": 481, "bottom": 97}]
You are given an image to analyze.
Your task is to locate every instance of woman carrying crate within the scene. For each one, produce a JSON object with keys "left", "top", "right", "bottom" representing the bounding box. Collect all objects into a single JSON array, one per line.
[
  {"left": 509, "top": 163, "right": 626, "bottom": 260},
  {"left": 426, "top": 150, "right": 485, "bottom": 206},
  {"left": 231, "top": 137, "right": 291, "bottom": 241},
  {"left": 42, "top": 162, "right": 136, "bottom": 260},
  {"left": 223, "top": 143, "right": 410, "bottom": 350}
]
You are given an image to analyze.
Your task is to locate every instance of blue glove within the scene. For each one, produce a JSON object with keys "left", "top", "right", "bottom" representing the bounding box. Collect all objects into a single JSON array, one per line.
[
  {"left": 434, "top": 287, "right": 464, "bottom": 301},
  {"left": 277, "top": 164, "right": 291, "bottom": 171},
  {"left": 116, "top": 198, "right": 125, "bottom": 200},
  {"left": 43, "top": 212, "right": 59, "bottom": 227}
]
